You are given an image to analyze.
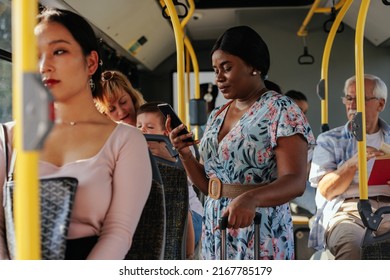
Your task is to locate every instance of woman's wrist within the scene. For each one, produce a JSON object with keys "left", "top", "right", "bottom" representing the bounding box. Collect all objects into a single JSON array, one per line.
[{"left": 179, "top": 152, "right": 193, "bottom": 162}]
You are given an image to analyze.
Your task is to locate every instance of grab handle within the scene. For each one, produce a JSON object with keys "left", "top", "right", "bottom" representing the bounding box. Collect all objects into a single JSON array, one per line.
[
  {"left": 162, "top": 0, "right": 188, "bottom": 19},
  {"left": 323, "top": 7, "right": 344, "bottom": 33},
  {"left": 298, "top": 46, "right": 315, "bottom": 65}
]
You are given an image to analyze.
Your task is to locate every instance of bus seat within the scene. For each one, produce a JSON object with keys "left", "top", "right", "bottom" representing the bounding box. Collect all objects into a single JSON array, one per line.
[
  {"left": 144, "top": 134, "right": 189, "bottom": 260},
  {"left": 156, "top": 161, "right": 188, "bottom": 260},
  {"left": 292, "top": 215, "right": 316, "bottom": 260},
  {"left": 292, "top": 214, "right": 335, "bottom": 260},
  {"left": 125, "top": 151, "right": 166, "bottom": 260}
]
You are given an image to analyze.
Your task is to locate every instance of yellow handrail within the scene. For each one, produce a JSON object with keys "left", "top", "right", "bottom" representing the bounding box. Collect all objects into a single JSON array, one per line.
[
  {"left": 12, "top": 0, "right": 40, "bottom": 259},
  {"left": 185, "top": 48, "right": 191, "bottom": 128},
  {"left": 314, "top": 0, "right": 346, "bottom": 13},
  {"left": 163, "top": 0, "right": 186, "bottom": 121},
  {"left": 297, "top": 0, "right": 323, "bottom": 37},
  {"left": 319, "top": 0, "right": 353, "bottom": 131},
  {"left": 182, "top": 0, "right": 198, "bottom": 131},
  {"left": 355, "top": 0, "right": 371, "bottom": 200},
  {"left": 183, "top": 0, "right": 199, "bottom": 101},
  {"left": 185, "top": 37, "right": 200, "bottom": 100},
  {"left": 184, "top": 36, "right": 200, "bottom": 136},
  {"left": 161, "top": 0, "right": 200, "bottom": 132},
  {"left": 298, "top": 0, "right": 346, "bottom": 37},
  {"left": 180, "top": 0, "right": 195, "bottom": 29}
]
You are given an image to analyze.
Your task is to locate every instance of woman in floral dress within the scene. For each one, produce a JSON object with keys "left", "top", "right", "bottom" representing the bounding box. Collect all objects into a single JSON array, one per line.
[{"left": 167, "top": 26, "right": 315, "bottom": 260}]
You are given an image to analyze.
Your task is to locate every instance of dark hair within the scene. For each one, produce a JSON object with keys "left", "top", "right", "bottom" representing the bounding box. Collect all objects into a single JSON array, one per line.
[
  {"left": 136, "top": 101, "right": 166, "bottom": 128},
  {"left": 264, "top": 80, "right": 282, "bottom": 94},
  {"left": 211, "top": 25, "right": 270, "bottom": 80},
  {"left": 36, "top": 8, "right": 102, "bottom": 97},
  {"left": 284, "top": 90, "right": 308, "bottom": 102}
]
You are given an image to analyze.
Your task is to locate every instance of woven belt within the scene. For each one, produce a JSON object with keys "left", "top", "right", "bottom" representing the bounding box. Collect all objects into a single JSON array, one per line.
[{"left": 208, "top": 177, "right": 266, "bottom": 199}]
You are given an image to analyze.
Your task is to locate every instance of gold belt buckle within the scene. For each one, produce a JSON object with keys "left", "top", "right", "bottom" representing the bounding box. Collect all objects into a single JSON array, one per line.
[{"left": 208, "top": 177, "right": 222, "bottom": 199}]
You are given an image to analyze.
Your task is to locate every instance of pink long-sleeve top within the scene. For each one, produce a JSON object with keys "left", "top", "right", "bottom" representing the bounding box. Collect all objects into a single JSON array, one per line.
[{"left": 0, "top": 123, "right": 152, "bottom": 260}]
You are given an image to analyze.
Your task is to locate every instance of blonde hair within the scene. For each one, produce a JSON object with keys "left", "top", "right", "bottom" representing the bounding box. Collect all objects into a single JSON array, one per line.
[{"left": 95, "top": 70, "right": 146, "bottom": 114}]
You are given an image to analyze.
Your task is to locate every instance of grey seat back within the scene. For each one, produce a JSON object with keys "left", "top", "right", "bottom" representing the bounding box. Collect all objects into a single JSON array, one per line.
[
  {"left": 157, "top": 161, "right": 188, "bottom": 259},
  {"left": 125, "top": 151, "right": 166, "bottom": 260},
  {"left": 144, "top": 134, "right": 189, "bottom": 260}
]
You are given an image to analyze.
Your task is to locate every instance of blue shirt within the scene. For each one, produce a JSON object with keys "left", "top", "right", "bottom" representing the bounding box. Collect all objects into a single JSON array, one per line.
[{"left": 308, "top": 118, "right": 390, "bottom": 250}]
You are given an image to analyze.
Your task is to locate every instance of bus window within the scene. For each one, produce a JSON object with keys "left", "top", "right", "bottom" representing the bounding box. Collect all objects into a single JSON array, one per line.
[
  {"left": 0, "top": 0, "right": 12, "bottom": 53},
  {"left": 0, "top": 0, "right": 12, "bottom": 123},
  {"left": 0, "top": 59, "right": 12, "bottom": 122}
]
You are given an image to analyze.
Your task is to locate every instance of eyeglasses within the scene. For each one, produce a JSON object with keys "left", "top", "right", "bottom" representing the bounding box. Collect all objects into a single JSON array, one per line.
[
  {"left": 341, "top": 95, "right": 379, "bottom": 105},
  {"left": 101, "top": 71, "right": 116, "bottom": 82}
]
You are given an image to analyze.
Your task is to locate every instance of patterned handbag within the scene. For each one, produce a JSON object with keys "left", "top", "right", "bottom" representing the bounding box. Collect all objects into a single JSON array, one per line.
[{"left": 1, "top": 124, "right": 78, "bottom": 259}]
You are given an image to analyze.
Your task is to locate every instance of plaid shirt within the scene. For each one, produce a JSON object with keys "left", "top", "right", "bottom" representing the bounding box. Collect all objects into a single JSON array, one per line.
[{"left": 308, "top": 118, "right": 390, "bottom": 250}]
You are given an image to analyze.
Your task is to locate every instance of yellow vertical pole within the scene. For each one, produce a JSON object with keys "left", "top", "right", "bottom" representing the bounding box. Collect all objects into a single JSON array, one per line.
[
  {"left": 320, "top": 0, "right": 353, "bottom": 128},
  {"left": 184, "top": 37, "right": 199, "bottom": 100},
  {"left": 355, "top": 0, "right": 371, "bottom": 200},
  {"left": 298, "top": 0, "right": 347, "bottom": 132},
  {"left": 185, "top": 48, "right": 190, "bottom": 128},
  {"left": 161, "top": 0, "right": 199, "bottom": 131},
  {"left": 181, "top": 0, "right": 198, "bottom": 135},
  {"left": 184, "top": 36, "right": 200, "bottom": 137},
  {"left": 355, "top": 0, "right": 370, "bottom": 199},
  {"left": 12, "top": 0, "right": 41, "bottom": 259},
  {"left": 163, "top": 0, "right": 185, "bottom": 120}
]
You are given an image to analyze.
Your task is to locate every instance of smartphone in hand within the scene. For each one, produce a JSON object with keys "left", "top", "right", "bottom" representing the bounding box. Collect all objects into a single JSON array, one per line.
[{"left": 157, "top": 103, "right": 194, "bottom": 142}]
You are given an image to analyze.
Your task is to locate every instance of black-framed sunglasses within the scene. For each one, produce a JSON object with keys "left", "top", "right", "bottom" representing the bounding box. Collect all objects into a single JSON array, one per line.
[{"left": 101, "top": 71, "right": 116, "bottom": 82}]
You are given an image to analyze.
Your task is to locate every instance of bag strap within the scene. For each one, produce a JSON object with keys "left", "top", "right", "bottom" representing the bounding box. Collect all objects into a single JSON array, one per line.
[
  {"left": 7, "top": 148, "right": 15, "bottom": 182},
  {"left": 1, "top": 124, "right": 9, "bottom": 208},
  {"left": 0, "top": 124, "right": 14, "bottom": 182},
  {"left": 213, "top": 100, "right": 233, "bottom": 120},
  {"left": 1, "top": 124, "right": 9, "bottom": 180}
]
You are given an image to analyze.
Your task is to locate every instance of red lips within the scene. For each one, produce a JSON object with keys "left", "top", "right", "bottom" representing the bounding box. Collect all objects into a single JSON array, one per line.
[{"left": 43, "top": 79, "right": 60, "bottom": 88}]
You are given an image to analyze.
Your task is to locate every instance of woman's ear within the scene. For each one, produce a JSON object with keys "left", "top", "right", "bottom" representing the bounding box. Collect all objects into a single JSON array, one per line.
[
  {"left": 86, "top": 50, "right": 99, "bottom": 75},
  {"left": 251, "top": 67, "right": 261, "bottom": 76}
]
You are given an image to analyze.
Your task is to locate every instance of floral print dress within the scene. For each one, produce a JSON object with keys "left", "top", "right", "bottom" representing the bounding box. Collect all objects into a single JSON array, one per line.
[{"left": 199, "top": 91, "right": 315, "bottom": 260}]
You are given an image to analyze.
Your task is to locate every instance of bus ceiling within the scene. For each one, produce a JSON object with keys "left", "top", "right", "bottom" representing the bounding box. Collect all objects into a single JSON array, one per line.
[{"left": 39, "top": 0, "right": 390, "bottom": 72}]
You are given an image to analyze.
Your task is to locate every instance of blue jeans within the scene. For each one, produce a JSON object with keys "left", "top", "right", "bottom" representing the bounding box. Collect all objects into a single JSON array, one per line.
[{"left": 191, "top": 211, "right": 202, "bottom": 246}]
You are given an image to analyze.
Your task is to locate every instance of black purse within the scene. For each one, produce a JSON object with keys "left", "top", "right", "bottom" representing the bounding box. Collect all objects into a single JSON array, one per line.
[{"left": 1, "top": 124, "right": 78, "bottom": 259}]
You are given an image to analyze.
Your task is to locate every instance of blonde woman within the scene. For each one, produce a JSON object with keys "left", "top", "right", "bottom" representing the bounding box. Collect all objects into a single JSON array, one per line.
[{"left": 95, "top": 70, "right": 145, "bottom": 126}]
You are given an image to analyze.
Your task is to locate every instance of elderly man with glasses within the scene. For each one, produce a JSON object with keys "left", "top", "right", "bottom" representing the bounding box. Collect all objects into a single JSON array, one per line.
[{"left": 308, "top": 74, "right": 390, "bottom": 259}]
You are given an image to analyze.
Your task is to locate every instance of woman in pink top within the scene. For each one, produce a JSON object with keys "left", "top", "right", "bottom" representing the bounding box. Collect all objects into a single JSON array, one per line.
[{"left": 0, "top": 8, "right": 152, "bottom": 260}]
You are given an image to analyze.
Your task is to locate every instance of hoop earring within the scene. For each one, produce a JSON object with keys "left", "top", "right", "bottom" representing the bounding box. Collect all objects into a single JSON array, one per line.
[{"left": 89, "top": 78, "right": 96, "bottom": 92}]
